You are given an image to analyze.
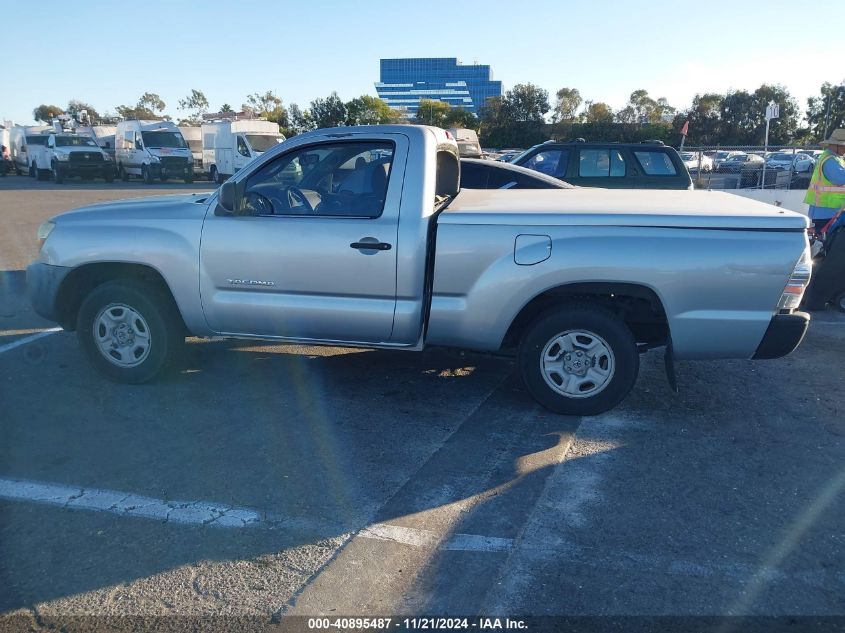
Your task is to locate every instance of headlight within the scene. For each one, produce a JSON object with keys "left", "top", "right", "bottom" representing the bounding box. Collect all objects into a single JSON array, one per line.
[
  {"left": 149, "top": 156, "right": 160, "bottom": 163},
  {"left": 55, "top": 153, "right": 70, "bottom": 161},
  {"left": 37, "top": 220, "right": 56, "bottom": 249},
  {"left": 102, "top": 153, "right": 113, "bottom": 161}
]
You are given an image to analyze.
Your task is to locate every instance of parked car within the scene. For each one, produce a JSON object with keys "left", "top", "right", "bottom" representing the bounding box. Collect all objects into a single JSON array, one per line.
[
  {"left": 28, "top": 125, "right": 811, "bottom": 416},
  {"left": 460, "top": 158, "right": 572, "bottom": 189},
  {"left": 679, "top": 151, "right": 713, "bottom": 173},
  {"left": 45, "top": 133, "right": 116, "bottom": 183},
  {"left": 447, "top": 128, "right": 482, "bottom": 158},
  {"left": 496, "top": 150, "right": 524, "bottom": 163},
  {"left": 712, "top": 150, "right": 746, "bottom": 171},
  {"left": 765, "top": 152, "right": 816, "bottom": 173},
  {"left": 717, "top": 153, "right": 764, "bottom": 173},
  {"left": 115, "top": 120, "right": 193, "bottom": 184},
  {"left": 512, "top": 140, "right": 692, "bottom": 189}
]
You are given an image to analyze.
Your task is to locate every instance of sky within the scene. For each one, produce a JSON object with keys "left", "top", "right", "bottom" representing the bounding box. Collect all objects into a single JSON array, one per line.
[{"left": 2, "top": 0, "right": 843, "bottom": 126}]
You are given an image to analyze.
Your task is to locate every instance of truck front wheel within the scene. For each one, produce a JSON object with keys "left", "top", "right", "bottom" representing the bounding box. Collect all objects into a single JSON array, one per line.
[
  {"left": 52, "top": 162, "right": 64, "bottom": 184},
  {"left": 77, "top": 280, "right": 184, "bottom": 383},
  {"left": 142, "top": 165, "right": 154, "bottom": 185},
  {"left": 518, "top": 305, "right": 639, "bottom": 416}
]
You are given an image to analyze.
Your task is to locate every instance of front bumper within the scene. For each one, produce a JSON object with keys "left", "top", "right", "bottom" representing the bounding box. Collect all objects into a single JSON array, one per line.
[
  {"left": 56, "top": 163, "right": 116, "bottom": 178},
  {"left": 26, "top": 262, "right": 73, "bottom": 326},
  {"left": 752, "top": 312, "right": 810, "bottom": 359},
  {"left": 152, "top": 161, "right": 192, "bottom": 179}
]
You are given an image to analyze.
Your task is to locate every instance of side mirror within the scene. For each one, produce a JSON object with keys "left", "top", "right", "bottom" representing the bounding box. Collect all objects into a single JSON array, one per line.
[{"left": 217, "top": 181, "right": 236, "bottom": 215}]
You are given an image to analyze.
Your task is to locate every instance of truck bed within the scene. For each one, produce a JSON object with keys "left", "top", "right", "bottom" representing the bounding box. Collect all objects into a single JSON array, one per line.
[{"left": 440, "top": 189, "right": 808, "bottom": 231}]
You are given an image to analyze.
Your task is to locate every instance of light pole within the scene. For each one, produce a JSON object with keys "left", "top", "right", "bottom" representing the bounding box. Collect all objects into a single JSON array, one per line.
[{"left": 823, "top": 79, "right": 845, "bottom": 140}]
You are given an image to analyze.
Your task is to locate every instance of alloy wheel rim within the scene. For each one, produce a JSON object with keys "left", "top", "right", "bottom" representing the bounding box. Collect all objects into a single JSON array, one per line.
[
  {"left": 540, "top": 329, "right": 615, "bottom": 398},
  {"left": 93, "top": 303, "right": 152, "bottom": 368}
]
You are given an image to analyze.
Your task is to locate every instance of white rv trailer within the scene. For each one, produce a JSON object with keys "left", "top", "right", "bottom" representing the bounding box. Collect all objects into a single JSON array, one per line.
[{"left": 201, "top": 119, "right": 284, "bottom": 183}]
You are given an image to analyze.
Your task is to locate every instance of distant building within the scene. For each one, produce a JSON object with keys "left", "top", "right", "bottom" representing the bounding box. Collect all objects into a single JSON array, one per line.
[{"left": 375, "top": 58, "right": 502, "bottom": 119}]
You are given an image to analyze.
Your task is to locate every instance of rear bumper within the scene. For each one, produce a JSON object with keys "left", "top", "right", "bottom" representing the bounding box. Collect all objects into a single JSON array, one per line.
[
  {"left": 752, "top": 312, "right": 810, "bottom": 359},
  {"left": 27, "top": 262, "right": 72, "bottom": 326}
]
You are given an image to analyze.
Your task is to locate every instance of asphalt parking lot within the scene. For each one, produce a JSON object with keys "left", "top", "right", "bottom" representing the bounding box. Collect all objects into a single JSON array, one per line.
[{"left": 1, "top": 176, "right": 844, "bottom": 631}]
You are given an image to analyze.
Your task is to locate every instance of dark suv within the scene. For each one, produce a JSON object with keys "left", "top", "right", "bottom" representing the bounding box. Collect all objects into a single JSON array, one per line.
[{"left": 511, "top": 140, "right": 692, "bottom": 189}]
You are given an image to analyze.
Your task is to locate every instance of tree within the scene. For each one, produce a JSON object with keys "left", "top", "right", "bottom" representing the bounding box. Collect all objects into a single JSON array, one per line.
[
  {"left": 116, "top": 92, "right": 167, "bottom": 120},
  {"left": 243, "top": 90, "right": 288, "bottom": 127},
  {"left": 443, "top": 108, "right": 478, "bottom": 130},
  {"left": 310, "top": 92, "right": 347, "bottom": 129},
  {"left": 503, "top": 83, "right": 550, "bottom": 122},
  {"left": 805, "top": 82, "right": 845, "bottom": 142},
  {"left": 345, "top": 95, "right": 400, "bottom": 125},
  {"left": 720, "top": 84, "right": 798, "bottom": 145},
  {"left": 414, "top": 99, "right": 451, "bottom": 127},
  {"left": 32, "top": 104, "right": 64, "bottom": 123},
  {"left": 66, "top": 100, "right": 100, "bottom": 123},
  {"left": 582, "top": 101, "right": 614, "bottom": 124},
  {"left": 673, "top": 92, "right": 724, "bottom": 145},
  {"left": 178, "top": 89, "right": 209, "bottom": 125},
  {"left": 615, "top": 89, "right": 674, "bottom": 125},
  {"left": 285, "top": 103, "right": 314, "bottom": 136},
  {"left": 553, "top": 87, "right": 582, "bottom": 122},
  {"left": 220, "top": 103, "right": 234, "bottom": 113}
]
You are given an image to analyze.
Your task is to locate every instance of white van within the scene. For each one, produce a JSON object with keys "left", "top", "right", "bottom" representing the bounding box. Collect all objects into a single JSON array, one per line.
[
  {"left": 9, "top": 126, "right": 52, "bottom": 177},
  {"left": 201, "top": 120, "right": 285, "bottom": 184},
  {"left": 178, "top": 126, "right": 203, "bottom": 178},
  {"left": 115, "top": 120, "right": 193, "bottom": 183}
]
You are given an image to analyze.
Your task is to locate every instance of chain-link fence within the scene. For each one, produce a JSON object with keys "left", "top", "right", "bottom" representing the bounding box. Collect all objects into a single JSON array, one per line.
[{"left": 681, "top": 145, "right": 821, "bottom": 190}]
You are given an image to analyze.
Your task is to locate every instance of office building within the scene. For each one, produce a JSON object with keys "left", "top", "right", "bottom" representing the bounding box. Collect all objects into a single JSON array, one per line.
[{"left": 375, "top": 58, "right": 502, "bottom": 118}]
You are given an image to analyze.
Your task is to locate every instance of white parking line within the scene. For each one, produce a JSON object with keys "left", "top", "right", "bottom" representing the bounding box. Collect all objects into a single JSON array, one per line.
[
  {"left": 0, "top": 327, "right": 62, "bottom": 355},
  {"left": 0, "top": 478, "right": 262, "bottom": 527}
]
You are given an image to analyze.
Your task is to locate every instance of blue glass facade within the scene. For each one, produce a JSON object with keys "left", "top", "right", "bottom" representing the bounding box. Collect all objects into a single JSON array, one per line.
[{"left": 375, "top": 58, "right": 502, "bottom": 118}]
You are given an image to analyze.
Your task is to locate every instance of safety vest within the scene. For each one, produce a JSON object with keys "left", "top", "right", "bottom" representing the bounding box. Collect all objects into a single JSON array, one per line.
[{"left": 804, "top": 150, "right": 845, "bottom": 208}]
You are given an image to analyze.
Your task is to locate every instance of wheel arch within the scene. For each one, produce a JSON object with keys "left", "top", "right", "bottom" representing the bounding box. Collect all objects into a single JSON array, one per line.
[
  {"left": 55, "top": 262, "right": 188, "bottom": 334},
  {"left": 501, "top": 281, "right": 670, "bottom": 351}
]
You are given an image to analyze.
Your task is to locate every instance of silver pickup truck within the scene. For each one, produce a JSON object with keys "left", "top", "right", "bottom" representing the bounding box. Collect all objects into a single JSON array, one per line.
[{"left": 27, "top": 125, "right": 812, "bottom": 415}]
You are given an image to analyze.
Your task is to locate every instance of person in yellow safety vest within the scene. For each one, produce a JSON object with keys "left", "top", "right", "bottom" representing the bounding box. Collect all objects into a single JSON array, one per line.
[{"left": 805, "top": 128, "right": 845, "bottom": 234}]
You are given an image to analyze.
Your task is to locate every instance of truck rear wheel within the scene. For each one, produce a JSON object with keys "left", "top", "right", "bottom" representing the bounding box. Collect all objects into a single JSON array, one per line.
[
  {"left": 518, "top": 304, "right": 639, "bottom": 416},
  {"left": 210, "top": 166, "right": 221, "bottom": 184},
  {"left": 142, "top": 165, "right": 154, "bottom": 185},
  {"left": 77, "top": 280, "right": 184, "bottom": 384}
]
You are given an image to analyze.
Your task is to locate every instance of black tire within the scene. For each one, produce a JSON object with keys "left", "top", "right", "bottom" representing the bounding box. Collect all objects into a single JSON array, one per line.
[
  {"left": 104, "top": 172, "right": 114, "bottom": 183},
  {"left": 184, "top": 175, "right": 194, "bottom": 184},
  {"left": 29, "top": 163, "right": 36, "bottom": 178},
  {"left": 77, "top": 279, "right": 184, "bottom": 384},
  {"left": 160, "top": 173, "right": 168, "bottom": 183},
  {"left": 119, "top": 164, "right": 129, "bottom": 181},
  {"left": 52, "top": 162, "right": 64, "bottom": 184},
  {"left": 142, "top": 164, "right": 154, "bottom": 185},
  {"left": 210, "top": 166, "right": 220, "bottom": 185},
  {"left": 518, "top": 304, "right": 639, "bottom": 416}
]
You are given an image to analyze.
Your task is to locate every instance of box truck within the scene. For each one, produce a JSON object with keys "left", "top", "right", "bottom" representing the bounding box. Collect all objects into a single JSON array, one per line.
[
  {"left": 201, "top": 120, "right": 284, "bottom": 184},
  {"left": 9, "top": 126, "right": 52, "bottom": 177},
  {"left": 115, "top": 120, "right": 193, "bottom": 184}
]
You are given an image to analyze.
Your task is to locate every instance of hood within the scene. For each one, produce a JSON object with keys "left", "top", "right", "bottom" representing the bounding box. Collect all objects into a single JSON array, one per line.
[
  {"left": 53, "top": 193, "right": 212, "bottom": 224},
  {"left": 441, "top": 188, "right": 809, "bottom": 231}
]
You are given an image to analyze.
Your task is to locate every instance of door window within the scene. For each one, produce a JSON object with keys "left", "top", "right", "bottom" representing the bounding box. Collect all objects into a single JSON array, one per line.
[
  {"left": 579, "top": 149, "right": 626, "bottom": 177},
  {"left": 634, "top": 151, "right": 677, "bottom": 175},
  {"left": 522, "top": 149, "right": 568, "bottom": 178},
  {"left": 134, "top": 133, "right": 143, "bottom": 150},
  {"left": 241, "top": 142, "right": 394, "bottom": 219},
  {"left": 237, "top": 136, "right": 250, "bottom": 157}
]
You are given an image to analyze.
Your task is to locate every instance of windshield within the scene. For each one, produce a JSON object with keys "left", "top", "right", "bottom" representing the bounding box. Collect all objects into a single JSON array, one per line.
[
  {"left": 715, "top": 151, "right": 731, "bottom": 159},
  {"left": 769, "top": 153, "right": 792, "bottom": 161},
  {"left": 25, "top": 136, "right": 49, "bottom": 145},
  {"left": 245, "top": 134, "right": 284, "bottom": 153},
  {"left": 141, "top": 131, "right": 186, "bottom": 149},
  {"left": 680, "top": 153, "right": 694, "bottom": 160},
  {"left": 55, "top": 136, "right": 97, "bottom": 147}
]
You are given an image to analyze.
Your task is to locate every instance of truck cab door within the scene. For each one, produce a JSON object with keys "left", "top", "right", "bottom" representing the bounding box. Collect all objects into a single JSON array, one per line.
[
  {"left": 234, "top": 135, "right": 251, "bottom": 172},
  {"left": 199, "top": 133, "right": 408, "bottom": 344}
]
